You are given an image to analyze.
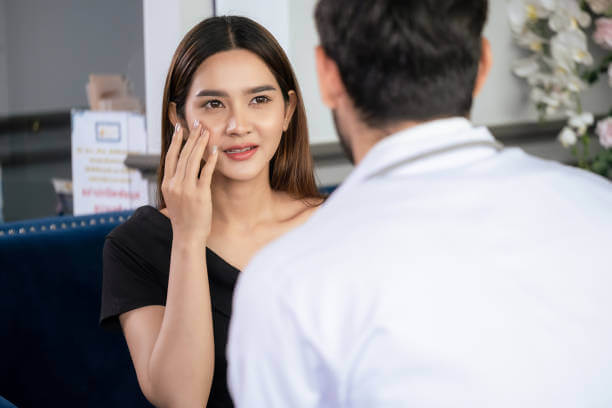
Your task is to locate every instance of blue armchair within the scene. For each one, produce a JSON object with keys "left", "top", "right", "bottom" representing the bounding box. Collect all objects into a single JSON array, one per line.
[{"left": 0, "top": 211, "right": 151, "bottom": 407}]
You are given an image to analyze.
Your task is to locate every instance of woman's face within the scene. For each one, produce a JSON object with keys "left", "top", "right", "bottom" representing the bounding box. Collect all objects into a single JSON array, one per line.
[{"left": 179, "top": 49, "right": 296, "bottom": 182}]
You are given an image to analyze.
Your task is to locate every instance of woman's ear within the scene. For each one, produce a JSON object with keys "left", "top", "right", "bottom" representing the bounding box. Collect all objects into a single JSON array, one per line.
[
  {"left": 283, "top": 90, "right": 298, "bottom": 131},
  {"left": 168, "top": 102, "right": 181, "bottom": 127}
]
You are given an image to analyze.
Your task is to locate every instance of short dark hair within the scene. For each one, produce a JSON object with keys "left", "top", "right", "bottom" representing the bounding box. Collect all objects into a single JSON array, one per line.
[{"left": 315, "top": 0, "right": 488, "bottom": 127}]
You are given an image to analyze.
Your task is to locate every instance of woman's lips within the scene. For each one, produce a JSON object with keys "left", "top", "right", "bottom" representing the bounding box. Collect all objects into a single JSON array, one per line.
[{"left": 223, "top": 145, "right": 259, "bottom": 161}]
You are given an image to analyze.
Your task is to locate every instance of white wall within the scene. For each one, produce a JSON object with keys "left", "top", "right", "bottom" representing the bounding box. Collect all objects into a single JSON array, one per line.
[
  {"left": 0, "top": 0, "right": 144, "bottom": 115},
  {"left": 143, "top": 0, "right": 214, "bottom": 154},
  {"left": 289, "top": 0, "right": 336, "bottom": 144},
  {"left": 216, "top": 0, "right": 290, "bottom": 52}
]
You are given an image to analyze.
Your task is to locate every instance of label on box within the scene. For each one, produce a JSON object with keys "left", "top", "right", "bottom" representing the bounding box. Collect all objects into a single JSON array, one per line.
[{"left": 71, "top": 110, "right": 149, "bottom": 215}]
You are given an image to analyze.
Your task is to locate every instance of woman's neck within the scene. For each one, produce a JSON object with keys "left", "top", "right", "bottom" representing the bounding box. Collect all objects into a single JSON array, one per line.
[{"left": 210, "top": 170, "right": 278, "bottom": 231}]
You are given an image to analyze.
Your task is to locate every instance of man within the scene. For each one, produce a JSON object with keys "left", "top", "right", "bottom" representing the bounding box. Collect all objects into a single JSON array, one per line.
[{"left": 228, "top": 1, "right": 612, "bottom": 406}]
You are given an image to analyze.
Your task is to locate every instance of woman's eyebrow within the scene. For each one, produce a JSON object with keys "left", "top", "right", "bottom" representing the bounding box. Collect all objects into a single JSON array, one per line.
[
  {"left": 195, "top": 89, "right": 229, "bottom": 97},
  {"left": 195, "top": 85, "right": 277, "bottom": 97},
  {"left": 245, "top": 85, "right": 277, "bottom": 94}
]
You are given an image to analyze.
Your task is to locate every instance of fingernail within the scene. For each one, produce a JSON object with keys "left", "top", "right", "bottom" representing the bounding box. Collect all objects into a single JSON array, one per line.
[
  {"left": 212, "top": 145, "right": 218, "bottom": 154},
  {"left": 193, "top": 119, "right": 200, "bottom": 129},
  {"left": 174, "top": 122, "right": 180, "bottom": 133}
]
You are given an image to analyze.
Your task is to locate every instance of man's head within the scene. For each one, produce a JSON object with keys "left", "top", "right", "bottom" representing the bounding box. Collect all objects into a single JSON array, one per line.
[{"left": 314, "top": 0, "right": 491, "bottom": 162}]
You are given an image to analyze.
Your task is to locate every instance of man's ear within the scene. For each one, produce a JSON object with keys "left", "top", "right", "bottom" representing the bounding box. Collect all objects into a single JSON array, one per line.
[
  {"left": 473, "top": 37, "right": 492, "bottom": 98},
  {"left": 315, "top": 45, "right": 345, "bottom": 109},
  {"left": 283, "top": 90, "right": 298, "bottom": 131}
]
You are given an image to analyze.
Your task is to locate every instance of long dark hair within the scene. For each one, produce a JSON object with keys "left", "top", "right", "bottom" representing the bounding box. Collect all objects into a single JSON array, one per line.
[{"left": 157, "top": 16, "right": 322, "bottom": 208}]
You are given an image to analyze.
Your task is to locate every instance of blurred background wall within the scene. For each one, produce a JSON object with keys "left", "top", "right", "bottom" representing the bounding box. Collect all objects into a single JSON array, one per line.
[{"left": 0, "top": 0, "right": 144, "bottom": 116}]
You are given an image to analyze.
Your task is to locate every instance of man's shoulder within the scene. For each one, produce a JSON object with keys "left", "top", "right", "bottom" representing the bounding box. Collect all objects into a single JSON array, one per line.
[{"left": 496, "top": 148, "right": 612, "bottom": 196}]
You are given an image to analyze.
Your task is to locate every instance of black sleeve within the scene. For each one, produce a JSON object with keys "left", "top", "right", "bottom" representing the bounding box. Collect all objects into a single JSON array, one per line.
[{"left": 99, "top": 237, "right": 166, "bottom": 331}]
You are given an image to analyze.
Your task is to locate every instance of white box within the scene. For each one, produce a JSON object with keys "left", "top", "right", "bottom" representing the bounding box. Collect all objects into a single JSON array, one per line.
[{"left": 71, "top": 110, "right": 149, "bottom": 215}]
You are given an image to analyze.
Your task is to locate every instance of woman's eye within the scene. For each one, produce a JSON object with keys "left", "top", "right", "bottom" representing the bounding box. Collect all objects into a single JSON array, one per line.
[
  {"left": 204, "top": 100, "right": 224, "bottom": 109},
  {"left": 251, "top": 95, "right": 271, "bottom": 105}
]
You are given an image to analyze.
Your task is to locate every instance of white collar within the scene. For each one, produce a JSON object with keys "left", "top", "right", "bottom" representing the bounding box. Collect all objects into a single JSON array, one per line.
[{"left": 340, "top": 117, "right": 500, "bottom": 190}]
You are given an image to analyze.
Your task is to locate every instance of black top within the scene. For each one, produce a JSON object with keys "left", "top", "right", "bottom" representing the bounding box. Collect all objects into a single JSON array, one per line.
[{"left": 99, "top": 205, "right": 238, "bottom": 408}]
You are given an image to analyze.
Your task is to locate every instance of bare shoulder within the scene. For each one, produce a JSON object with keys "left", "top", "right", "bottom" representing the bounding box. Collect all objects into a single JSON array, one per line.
[
  {"left": 275, "top": 192, "right": 325, "bottom": 226},
  {"left": 299, "top": 197, "right": 325, "bottom": 220}
]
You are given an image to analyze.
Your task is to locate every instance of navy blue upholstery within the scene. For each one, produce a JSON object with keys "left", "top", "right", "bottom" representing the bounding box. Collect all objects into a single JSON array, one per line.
[
  {"left": 0, "top": 211, "right": 152, "bottom": 407},
  {"left": 0, "top": 395, "right": 16, "bottom": 408},
  {"left": 318, "top": 185, "right": 338, "bottom": 196}
]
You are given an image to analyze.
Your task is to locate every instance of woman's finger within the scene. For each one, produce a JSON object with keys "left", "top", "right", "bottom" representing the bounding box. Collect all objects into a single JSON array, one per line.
[
  {"left": 174, "top": 119, "right": 203, "bottom": 182},
  {"left": 186, "top": 128, "right": 210, "bottom": 182},
  {"left": 164, "top": 123, "right": 183, "bottom": 179},
  {"left": 199, "top": 144, "right": 219, "bottom": 187}
]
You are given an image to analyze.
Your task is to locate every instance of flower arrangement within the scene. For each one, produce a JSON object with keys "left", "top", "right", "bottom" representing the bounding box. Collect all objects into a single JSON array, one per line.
[{"left": 508, "top": 0, "right": 612, "bottom": 179}]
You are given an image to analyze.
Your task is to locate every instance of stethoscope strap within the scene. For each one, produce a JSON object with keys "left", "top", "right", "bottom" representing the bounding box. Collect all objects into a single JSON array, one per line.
[{"left": 367, "top": 140, "right": 504, "bottom": 179}]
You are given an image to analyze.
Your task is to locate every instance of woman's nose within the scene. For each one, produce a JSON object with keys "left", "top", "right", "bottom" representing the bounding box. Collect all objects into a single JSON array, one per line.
[{"left": 226, "top": 106, "right": 251, "bottom": 136}]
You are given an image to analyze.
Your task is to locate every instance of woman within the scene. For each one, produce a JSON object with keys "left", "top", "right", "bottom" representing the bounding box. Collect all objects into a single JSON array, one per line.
[{"left": 100, "top": 16, "right": 324, "bottom": 407}]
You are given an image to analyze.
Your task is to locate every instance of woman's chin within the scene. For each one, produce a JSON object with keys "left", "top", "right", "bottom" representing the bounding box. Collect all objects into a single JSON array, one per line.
[{"left": 214, "top": 163, "right": 266, "bottom": 183}]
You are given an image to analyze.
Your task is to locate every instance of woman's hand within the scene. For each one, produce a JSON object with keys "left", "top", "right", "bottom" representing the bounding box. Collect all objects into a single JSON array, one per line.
[
  {"left": 122, "top": 119, "right": 218, "bottom": 407},
  {"left": 161, "top": 120, "right": 219, "bottom": 243}
]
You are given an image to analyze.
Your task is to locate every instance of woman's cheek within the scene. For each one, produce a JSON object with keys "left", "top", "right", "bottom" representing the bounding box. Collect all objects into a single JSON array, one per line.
[
  {"left": 253, "top": 108, "right": 285, "bottom": 139},
  {"left": 189, "top": 113, "right": 227, "bottom": 153}
]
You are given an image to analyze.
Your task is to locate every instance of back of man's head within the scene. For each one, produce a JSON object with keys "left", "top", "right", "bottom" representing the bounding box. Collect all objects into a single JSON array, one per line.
[{"left": 315, "top": 0, "right": 489, "bottom": 128}]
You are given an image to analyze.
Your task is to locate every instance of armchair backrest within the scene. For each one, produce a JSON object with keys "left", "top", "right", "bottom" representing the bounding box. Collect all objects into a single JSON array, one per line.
[{"left": 0, "top": 211, "right": 152, "bottom": 407}]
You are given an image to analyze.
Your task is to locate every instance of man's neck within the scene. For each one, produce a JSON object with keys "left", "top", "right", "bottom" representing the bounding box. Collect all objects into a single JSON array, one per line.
[{"left": 346, "top": 117, "right": 420, "bottom": 165}]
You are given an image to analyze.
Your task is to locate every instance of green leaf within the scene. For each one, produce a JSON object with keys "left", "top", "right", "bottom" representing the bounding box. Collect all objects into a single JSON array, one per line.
[
  {"left": 592, "top": 160, "right": 608, "bottom": 175},
  {"left": 582, "top": 70, "right": 599, "bottom": 84}
]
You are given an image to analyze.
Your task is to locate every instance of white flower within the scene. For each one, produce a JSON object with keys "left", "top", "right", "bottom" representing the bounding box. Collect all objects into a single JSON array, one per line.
[
  {"left": 513, "top": 56, "right": 540, "bottom": 77},
  {"left": 531, "top": 87, "right": 561, "bottom": 108},
  {"left": 561, "top": 71, "right": 589, "bottom": 92},
  {"left": 515, "top": 30, "right": 548, "bottom": 52},
  {"left": 585, "top": 0, "right": 612, "bottom": 14},
  {"left": 569, "top": 112, "right": 595, "bottom": 134},
  {"left": 551, "top": 29, "right": 593, "bottom": 70},
  {"left": 527, "top": 71, "right": 558, "bottom": 87},
  {"left": 559, "top": 126, "right": 578, "bottom": 147},
  {"left": 507, "top": 0, "right": 612, "bottom": 155},
  {"left": 549, "top": 0, "right": 591, "bottom": 33},
  {"left": 546, "top": 104, "right": 558, "bottom": 115},
  {"left": 555, "top": 90, "right": 574, "bottom": 107},
  {"left": 596, "top": 117, "right": 612, "bottom": 148},
  {"left": 507, "top": 0, "right": 555, "bottom": 33},
  {"left": 549, "top": 12, "right": 573, "bottom": 32}
]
